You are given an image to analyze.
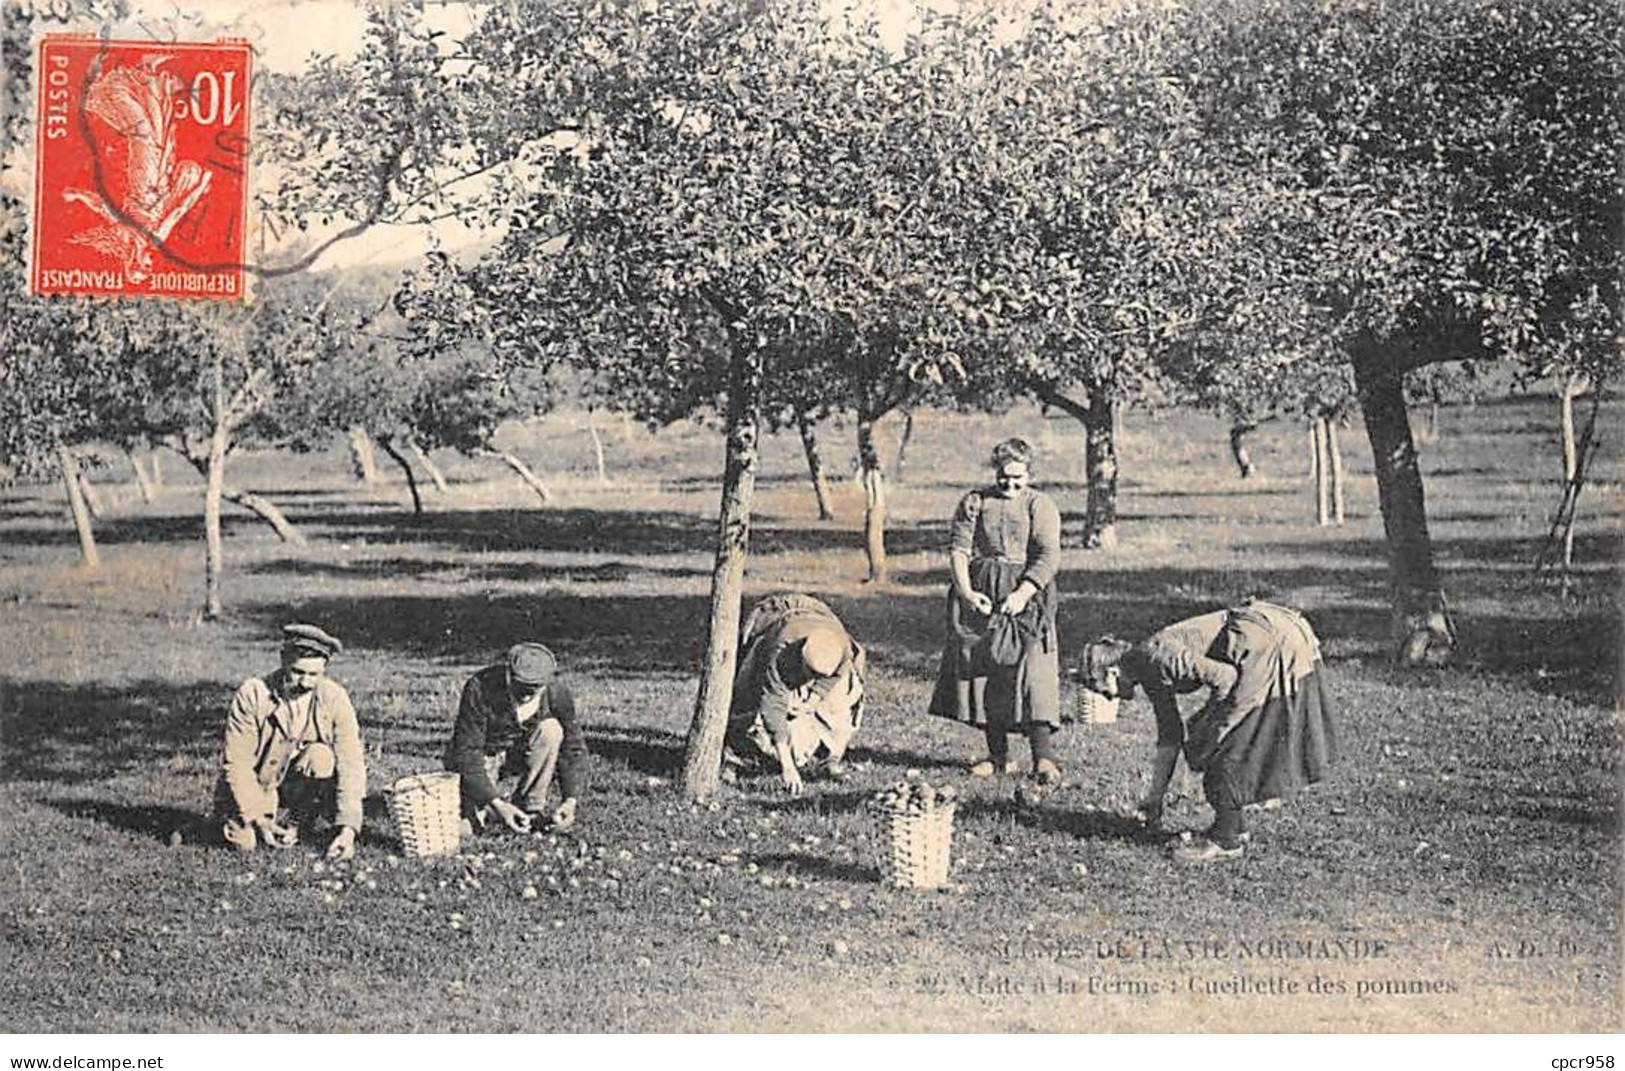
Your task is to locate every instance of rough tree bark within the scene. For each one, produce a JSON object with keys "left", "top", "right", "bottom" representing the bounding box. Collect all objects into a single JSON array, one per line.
[
  {"left": 409, "top": 441, "right": 449, "bottom": 494},
  {"left": 485, "top": 449, "right": 552, "bottom": 503},
  {"left": 347, "top": 426, "right": 382, "bottom": 485},
  {"left": 857, "top": 415, "right": 888, "bottom": 582},
  {"left": 203, "top": 423, "right": 228, "bottom": 621},
  {"left": 58, "top": 447, "right": 100, "bottom": 569},
  {"left": 1229, "top": 421, "right": 1259, "bottom": 478},
  {"left": 796, "top": 415, "right": 835, "bottom": 520},
  {"left": 1311, "top": 418, "right": 1331, "bottom": 527},
  {"left": 1560, "top": 374, "right": 1585, "bottom": 484},
  {"left": 892, "top": 407, "right": 915, "bottom": 484},
  {"left": 129, "top": 451, "right": 156, "bottom": 503},
  {"left": 377, "top": 435, "right": 423, "bottom": 516},
  {"left": 223, "top": 487, "right": 307, "bottom": 543},
  {"left": 587, "top": 411, "right": 609, "bottom": 485},
  {"left": 1038, "top": 385, "right": 1119, "bottom": 548},
  {"left": 681, "top": 341, "right": 765, "bottom": 801},
  {"left": 75, "top": 469, "right": 103, "bottom": 519},
  {"left": 1353, "top": 345, "right": 1452, "bottom": 665},
  {"left": 1327, "top": 418, "right": 1347, "bottom": 525},
  {"left": 1082, "top": 393, "right": 1119, "bottom": 549},
  {"left": 177, "top": 452, "right": 308, "bottom": 543}
]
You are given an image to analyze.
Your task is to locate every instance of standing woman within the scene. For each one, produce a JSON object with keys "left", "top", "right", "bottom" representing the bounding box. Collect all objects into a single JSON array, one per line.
[
  {"left": 1081, "top": 599, "right": 1340, "bottom": 863},
  {"left": 929, "top": 437, "right": 1066, "bottom": 784}
]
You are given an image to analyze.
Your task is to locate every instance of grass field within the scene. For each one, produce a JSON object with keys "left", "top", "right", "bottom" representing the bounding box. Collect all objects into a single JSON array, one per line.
[{"left": 1, "top": 399, "right": 1619, "bottom": 1032}]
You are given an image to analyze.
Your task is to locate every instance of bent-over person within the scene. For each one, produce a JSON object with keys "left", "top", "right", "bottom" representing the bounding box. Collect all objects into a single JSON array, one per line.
[
  {"left": 726, "top": 593, "right": 866, "bottom": 794},
  {"left": 1082, "top": 599, "right": 1340, "bottom": 864},
  {"left": 214, "top": 623, "right": 365, "bottom": 860},
  {"left": 444, "top": 643, "right": 588, "bottom": 835}
]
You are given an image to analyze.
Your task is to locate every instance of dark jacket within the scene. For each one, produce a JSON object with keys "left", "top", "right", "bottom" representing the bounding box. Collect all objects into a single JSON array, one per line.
[{"left": 443, "top": 664, "right": 588, "bottom": 806}]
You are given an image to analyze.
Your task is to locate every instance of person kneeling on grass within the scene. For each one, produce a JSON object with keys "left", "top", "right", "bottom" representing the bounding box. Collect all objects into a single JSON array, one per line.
[
  {"left": 1080, "top": 599, "right": 1340, "bottom": 865},
  {"left": 214, "top": 623, "right": 365, "bottom": 861},
  {"left": 444, "top": 643, "right": 588, "bottom": 835},
  {"left": 725, "top": 593, "right": 866, "bottom": 795}
]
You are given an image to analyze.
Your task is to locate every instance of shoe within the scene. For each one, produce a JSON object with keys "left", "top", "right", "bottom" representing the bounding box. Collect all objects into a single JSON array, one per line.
[
  {"left": 1171, "top": 838, "right": 1245, "bottom": 864},
  {"left": 1033, "top": 759, "right": 1062, "bottom": 786},
  {"left": 969, "top": 757, "right": 1021, "bottom": 778}
]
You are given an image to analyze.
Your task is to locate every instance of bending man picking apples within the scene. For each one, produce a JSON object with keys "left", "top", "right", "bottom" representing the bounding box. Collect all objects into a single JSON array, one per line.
[{"left": 443, "top": 642, "right": 588, "bottom": 835}]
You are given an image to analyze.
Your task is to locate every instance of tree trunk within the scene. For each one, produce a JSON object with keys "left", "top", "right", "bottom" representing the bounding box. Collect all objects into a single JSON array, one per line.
[
  {"left": 148, "top": 451, "right": 163, "bottom": 490},
  {"left": 1560, "top": 375, "right": 1583, "bottom": 484},
  {"left": 892, "top": 407, "right": 915, "bottom": 484},
  {"left": 177, "top": 451, "right": 307, "bottom": 543},
  {"left": 1083, "top": 393, "right": 1119, "bottom": 549},
  {"left": 203, "top": 424, "right": 228, "bottom": 621},
  {"left": 409, "top": 440, "right": 449, "bottom": 494},
  {"left": 58, "top": 447, "right": 100, "bottom": 569},
  {"left": 1423, "top": 401, "right": 1440, "bottom": 444},
  {"left": 377, "top": 436, "right": 423, "bottom": 516},
  {"left": 587, "top": 411, "right": 609, "bottom": 485},
  {"left": 857, "top": 416, "right": 888, "bottom": 582},
  {"left": 1353, "top": 346, "right": 1451, "bottom": 665},
  {"left": 223, "top": 487, "right": 309, "bottom": 543},
  {"left": 1311, "top": 418, "right": 1331, "bottom": 527},
  {"left": 347, "top": 426, "right": 381, "bottom": 485},
  {"left": 1328, "top": 418, "right": 1347, "bottom": 525},
  {"left": 490, "top": 449, "right": 552, "bottom": 503},
  {"left": 76, "top": 469, "right": 104, "bottom": 519},
  {"left": 1229, "top": 421, "right": 1259, "bottom": 479},
  {"left": 797, "top": 415, "right": 835, "bottom": 520},
  {"left": 681, "top": 344, "right": 764, "bottom": 801},
  {"left": 129, "top": 451, "right": 156, "bottom": 503}
]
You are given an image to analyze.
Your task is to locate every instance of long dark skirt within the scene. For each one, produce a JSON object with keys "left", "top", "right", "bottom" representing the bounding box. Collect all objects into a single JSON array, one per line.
[
  {"left": 1201, "top": 664, "right": 1339, "bottom": 809},
  {"left": 927, "top": 559, "right": 1062, "bottom": 731}
]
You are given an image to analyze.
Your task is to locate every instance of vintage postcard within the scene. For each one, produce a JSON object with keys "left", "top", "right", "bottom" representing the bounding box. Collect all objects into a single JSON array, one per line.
[{"left": 0, "top": 0, "right": 1618, "bottom": 1049}]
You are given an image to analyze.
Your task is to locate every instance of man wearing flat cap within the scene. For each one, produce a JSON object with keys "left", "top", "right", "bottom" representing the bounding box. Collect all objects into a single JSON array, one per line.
[
  {"left": 443, "top": 643, "right": 588, "bottom": 834},
  {"left": 214, "top": 623, "right": 366, "bottom": 860},
  {"left": 726, "top": 593, "right": 866, "bottom": 795}
]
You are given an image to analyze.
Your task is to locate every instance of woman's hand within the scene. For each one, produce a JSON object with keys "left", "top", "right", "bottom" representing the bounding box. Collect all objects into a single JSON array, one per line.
[
  {"left": 961, "top": 590, "right": 994, "bottom": 616},
  {"left": 997, "top": 582, "right": 1035, "bottom": 616}
]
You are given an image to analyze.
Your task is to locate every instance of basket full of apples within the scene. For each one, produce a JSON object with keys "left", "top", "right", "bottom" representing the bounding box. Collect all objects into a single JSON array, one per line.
[{"left": 869, "top": 779, "right": 959, "bottom": 890}]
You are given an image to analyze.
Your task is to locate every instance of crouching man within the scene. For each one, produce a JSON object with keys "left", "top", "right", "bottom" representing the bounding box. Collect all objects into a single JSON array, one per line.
[
  {"left": 214, "top": 623, "right": 365, "bottom": 860},
  {"left": 726, "top": 593, "right": 866, "bottom": 795},
  {"left": 444, "top": 643, "right": 588, "bottom": 835}
]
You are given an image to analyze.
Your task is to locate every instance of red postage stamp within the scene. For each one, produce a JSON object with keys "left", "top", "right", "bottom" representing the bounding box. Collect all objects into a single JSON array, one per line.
[{"left": 31, "top": 36, "right": 252, "bottom": 301}]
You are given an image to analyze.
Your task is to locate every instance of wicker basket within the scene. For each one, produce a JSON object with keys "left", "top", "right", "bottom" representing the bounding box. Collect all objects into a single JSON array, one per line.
[
  {"left": 876, "top": 801, "right": 958, "bottom": 890},
  {"left": 1079, "top": 688, "right": 1120, "bottom": 724},
  {"left": 385, "top": 772, "right": 462, "bottom": 858}
]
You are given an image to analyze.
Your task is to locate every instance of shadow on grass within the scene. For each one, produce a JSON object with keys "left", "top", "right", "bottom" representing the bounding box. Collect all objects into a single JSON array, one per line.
[
  {"left": 39, "top": 793, "right": 404, "bottom": 850},
  {"left": 752, "top": 788, "right": 874, "bottom": 817},
  {"left": 242, "top": 590, "right": 713, "bottom": 675},
  {"left": 1, "top": 679, "right": 221, "bottom": 784},
  {"left": 743, "top": 850, "right": 879, "bottom": 883},
  {"left": 589, "top": 726, "right": 684, "bottom": 779},
  {"left": 845, "top": 744, "right": 967, "bottom": 774},
  {"left": 960, "top": 796, "right": 1163, "bottom": 846},
  {"left": 256, "top": 504, "right": 955, "bottom": 562},
  {"left": 41, "top": 799, "right": 197, "bottom": 843},
  {"left": 248, "top": 557, "right": 706, "bottom": 584}
]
